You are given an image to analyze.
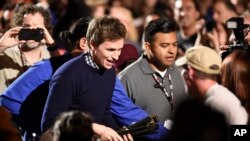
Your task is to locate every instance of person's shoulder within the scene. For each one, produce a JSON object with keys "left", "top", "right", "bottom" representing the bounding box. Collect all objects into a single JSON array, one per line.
[
  {"left": 118, "top": 59, "right": 141, "bottom": 77},
  {"left": 53, "top": 54, "right": 85, "bottom": 74},
  {"left": 219, "top": 85, "right": 240, "bottom": 98},
  {"left": 40, "top": 46, "right": 51, "bottom": 59},
  {"left": 1, "top": 46, "right": 19, "bottom": 56},
  {"left": 210, "top": 84, "right": 241, "bottom": 103},
  {"left": 170, "top": 64, "right": 182, "bottom": 75},
  {"left": 31, "top": 58, "right": 52, "bottom": 72}
]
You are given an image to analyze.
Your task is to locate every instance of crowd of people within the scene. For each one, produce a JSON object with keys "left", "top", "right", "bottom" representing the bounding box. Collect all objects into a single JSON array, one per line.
[{"left": 0, "top": 0, "right": 250, "bottom": 141}]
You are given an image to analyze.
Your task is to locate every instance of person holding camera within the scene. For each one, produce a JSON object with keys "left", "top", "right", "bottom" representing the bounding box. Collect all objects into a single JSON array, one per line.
[
  {"left": 220, "top": 14, "right": 250, "bottom": 55},
  {"left": 203, "top": 0, "right": 237, "bottom": 52},
  {"left": 0, "top": 4, "right": 55, "bottom": 94}
]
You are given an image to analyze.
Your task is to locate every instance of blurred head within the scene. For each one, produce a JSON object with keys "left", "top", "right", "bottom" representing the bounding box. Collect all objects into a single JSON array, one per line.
[
  {"left": 53, "top": 111, "right": 94, "bottom": 141},
  {"left": 212, "top": 0, "right": 237, "bottom": 24},
  {"left": 115, "top": 43, "right": 139, "bottom": 73},
  {"left": 110, "top": 6, "right": 138, "bottom": 43},
  {"left": 221, "top": 50, "right": 250, "bottom": 113},
  {"left": 231, "top": 0, "right": 249, "bottom": 15},
  {"left": 1, "top": 3, "right": 16, "bottom": 32},
  {"left": 243, "top": 14, "right": 250, "bottom": 44},
  {"left": 144, "top": 2, "right": 174, "bottom": 28},
  {"left": 175, "top": 0, "right": 201, "bottom": 29},
  {"left": 0, "top": 106, "right": 21, "bottom": 141},
  {"left": 168, "top": 98, "right": 228, "bottom": 141},
  {"left": 59, "top": 17, "right": 92, "bottom": 52},
  {"left": 86, "top": 16, "right": 127, "bottom": 69},
  {"left": 144, "top": 17, "right": 178, "bottom": 71}
]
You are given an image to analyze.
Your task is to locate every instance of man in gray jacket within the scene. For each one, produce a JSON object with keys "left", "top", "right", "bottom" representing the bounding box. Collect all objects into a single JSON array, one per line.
[{"left": 118, "top": 17, "right": 187, "bottom": 127}]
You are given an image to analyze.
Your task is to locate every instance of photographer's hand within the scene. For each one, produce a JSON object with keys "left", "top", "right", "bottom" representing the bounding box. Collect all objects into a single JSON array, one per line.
[
  {"left": 204, "top": 23, "right": 227, "bottom": 53},
  {"left": 0, "top": 27, "right": 23, "bottom": 53},
  {"left": 219, "top": 44, "right": 229, "bottom": 56},
  {"left": 205, "top": 29, "right": 220, "bottom": 52},
  {"left": 92, "top": 123, "right": 124, "bottom": 141},
  {"left": 36, "top": 25, "right": 54, "bottom": 45}
]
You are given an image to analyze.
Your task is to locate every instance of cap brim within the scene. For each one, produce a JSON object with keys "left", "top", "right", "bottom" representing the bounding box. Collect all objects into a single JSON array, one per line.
[{"left": 175, "top": 56, "right": 187, "bottom": 66}]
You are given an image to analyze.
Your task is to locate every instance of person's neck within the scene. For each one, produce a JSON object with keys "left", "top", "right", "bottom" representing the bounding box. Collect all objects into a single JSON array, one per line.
[
  {"left": 71, "top": 49, "right": 83, "bottom": 57},
  {"left": 148, "top": 61, "right": 168, "bottom": 72},
  {"left": 20, "top": 46, "right": 42, "bottom": 65},
  {"left": 181, "top": 26, "right": 197, "bottom": 37},
  {"left": 196, "top": 79, "right": 217, "bottom": 98}
]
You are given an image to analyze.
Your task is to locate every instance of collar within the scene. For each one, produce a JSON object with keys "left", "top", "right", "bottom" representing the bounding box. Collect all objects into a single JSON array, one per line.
[
  {"left": 139, "top": 54, "right": 175, "bottom": 76},
  {"left": 84, "top": 51, "right": 99, "bottom": 69}
]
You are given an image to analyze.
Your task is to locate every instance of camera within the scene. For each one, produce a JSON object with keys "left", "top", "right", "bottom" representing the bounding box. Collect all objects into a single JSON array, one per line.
[
  {"left": 221, "top": 17, "right": 250, "bottom": 59},
  {"left": 18, "top": 28, "right": 44, "bottom": 42},
  {"left": 117, "top": 115, "right": 159, "bottom": 136},
  {"left": 205, "top": 20, "right": 216, "bottom": 32}
]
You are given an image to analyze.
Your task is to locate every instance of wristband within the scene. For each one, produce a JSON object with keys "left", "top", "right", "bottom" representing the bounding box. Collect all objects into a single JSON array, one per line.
[{"left": 47, "top": 43, "right": 57, "bottom": 52}]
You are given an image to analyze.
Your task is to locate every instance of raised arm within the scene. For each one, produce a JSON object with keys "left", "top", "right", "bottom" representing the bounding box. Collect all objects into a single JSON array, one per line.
[{"left": 0, "top": 27, "right": 23, "bottom": 53}]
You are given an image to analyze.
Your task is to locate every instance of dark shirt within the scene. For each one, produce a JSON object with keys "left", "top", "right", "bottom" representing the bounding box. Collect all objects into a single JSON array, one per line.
[
  {"left": 41, "top": 53, "right": 118, "bottom": 131},
  {"left": 177, "top": 31, "right": 198, "bottom": 52}
]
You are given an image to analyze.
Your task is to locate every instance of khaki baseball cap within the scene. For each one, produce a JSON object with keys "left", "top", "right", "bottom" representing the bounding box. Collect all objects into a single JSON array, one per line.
[{"left": 175, "top": 46, "right": 222, "bottom": 74}]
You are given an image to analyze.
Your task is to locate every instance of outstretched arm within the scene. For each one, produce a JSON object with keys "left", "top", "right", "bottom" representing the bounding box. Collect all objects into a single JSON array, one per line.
[
  {"left": 111, "top": 78, "right": 169, "bottom": 140},
  {"left": 111, "top": 78, "right": 148, "bottom": 125}
]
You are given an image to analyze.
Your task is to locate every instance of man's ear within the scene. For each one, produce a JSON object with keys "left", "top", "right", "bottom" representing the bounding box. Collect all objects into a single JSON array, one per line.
[
  {"left": 89, "top": 40, "right": 96, "bottom": 50},
  {"left": 188, "top": 66, "right": 195, "bottom": 79},
  {"left": 144, "top": 42, "right": 152, "bottom": 55},
  {"left": 144, "top": 42, "right": 151, "bottom": 50},
  {"left": 79, "top": 37, "right": 88, "bottom": 51}
]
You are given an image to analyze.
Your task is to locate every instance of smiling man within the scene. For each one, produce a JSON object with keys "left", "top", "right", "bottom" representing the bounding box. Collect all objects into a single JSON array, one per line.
[
  {"left": 118, "top": 18, "right": 187, "bottom": 130},
  {"left": 41, "top": 16, "right": 127, "bottom": 141}
]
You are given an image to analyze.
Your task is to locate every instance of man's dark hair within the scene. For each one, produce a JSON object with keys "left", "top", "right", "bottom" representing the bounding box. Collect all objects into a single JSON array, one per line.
[
  {"left": 144, "top": 17, "right": 178, "bottom": 44},
  {"left": 59, "top": 17, "right": 92, "bottom": 51}
]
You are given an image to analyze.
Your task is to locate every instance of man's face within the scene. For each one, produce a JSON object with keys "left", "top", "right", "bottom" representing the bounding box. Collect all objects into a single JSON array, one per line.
[
  {"left": 22, "top": 13, "right": 45, "bottom": 48},
  {"left": 175, "top": 0, "right": 200, "bottom": 28},
  {"left": 92, "top": 39, "right": 124, "bottom": 69},
  {"left": 146, "top": 32, "right": 178, "bottom": 70},
  {"left": 213, "top": 1, "right": 234, "bottom": 24}
]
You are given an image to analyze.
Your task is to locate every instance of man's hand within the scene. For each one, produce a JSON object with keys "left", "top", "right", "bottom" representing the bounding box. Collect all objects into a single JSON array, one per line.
[
  {"left": 0, "top": 27, "right": 23, "bottom": 52},
  {"left": 36, "top": 25, "right": 55, "bottom": 45},
  {"left": 92, "top": 123, "right": 129, "bottom": 141}
]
